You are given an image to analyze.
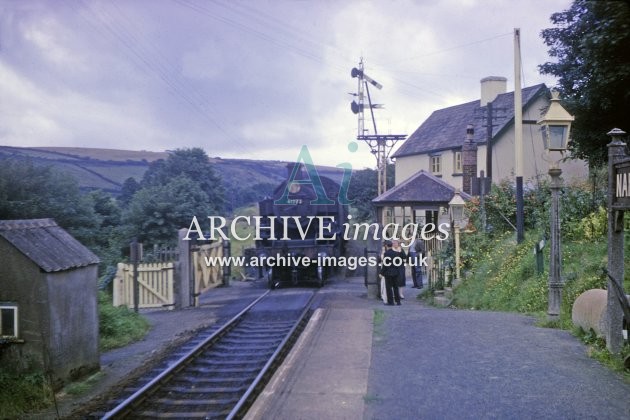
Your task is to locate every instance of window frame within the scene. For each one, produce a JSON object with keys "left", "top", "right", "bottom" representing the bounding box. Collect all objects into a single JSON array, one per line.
[
  {"left": 0, "top": 305, "right": 18, "bottom": 339},
  {"left": 430, "top": 154, "right": 442, "bottom": 175},
  {"left": 454, "top": 151, "right": 462, "bottom": 174}
]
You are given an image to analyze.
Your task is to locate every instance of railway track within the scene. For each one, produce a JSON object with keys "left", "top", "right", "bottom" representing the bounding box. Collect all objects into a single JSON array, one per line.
[{"left": 98, "top": 290, "right": 314, "bottom": 419}]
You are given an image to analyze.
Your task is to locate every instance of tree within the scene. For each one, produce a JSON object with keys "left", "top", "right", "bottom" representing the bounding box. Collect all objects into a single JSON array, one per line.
[
  {"left": 118, "top": 177, "right": 140, "bottom": 207},
  {"left": 142, "top": 148, "right": 224, "bottom": 213},
  {"left": 124, "top": 175, "right": 211, "bottom": 245},
  {"left": 347, "top": 168, "right": 378, "bottom": 221},
  {"left": 539, "top": 0, "right": 630, "bottom": 166},
  {"left": 346, "top": 164, "right": 395, "bottom": 222},
  {"left": 0, "top": 160, "right": 98, "bottom": 243}
]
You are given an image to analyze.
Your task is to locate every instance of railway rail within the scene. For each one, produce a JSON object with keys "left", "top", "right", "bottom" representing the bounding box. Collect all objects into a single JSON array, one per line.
[{"left": 98, "top": 290, "right": 314, "bottom": 419}]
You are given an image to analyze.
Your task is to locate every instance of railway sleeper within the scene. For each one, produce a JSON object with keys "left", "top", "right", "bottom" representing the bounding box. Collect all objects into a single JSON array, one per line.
[
  {"left": 192, "top": 359, "right": 266, "bottom": 368},
  {"left": 183, "top": 365, "right": 262, "bottom": 375},
  {"left": 136, "top": 408, "right": 231, "bottom": 419},
  {"left": 170, "top": 379, "right": 250, "bottom": 390},
  {"left": 226, "top": 330, "right": 291, "bottom": 339},
  {"left": 160, "top": 383, "right": 250, "bottom": 395},
  {"left": 211, "top": 337, "right": 283, "bottom": 347},
  {"left": 209, "top": 343, "right": 279, "bottom": 353},
  {"left": 194, "top": 352, "right": 272, "bottom": 362},
  {"left": 153, "top": 396, "right": 240, "bottom": 406},
  {"left": 237, "top": 319, "right": 297, "bottom": 334}
]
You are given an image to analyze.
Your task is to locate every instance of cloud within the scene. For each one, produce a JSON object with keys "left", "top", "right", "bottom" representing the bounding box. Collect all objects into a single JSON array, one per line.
[{"left": 0, "top": 0, "right": 573, "bottom": 165}]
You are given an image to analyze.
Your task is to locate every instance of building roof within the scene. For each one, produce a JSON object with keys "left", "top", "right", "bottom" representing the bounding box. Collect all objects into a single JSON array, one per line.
[
  {"left": 0, "top": 219, "right": 99, "bottom": 272},
  {"left": 393, "top": 83, "right": 547, "bottom": 158},
  {"left": 372, "top": 170, "right": 471, "bottom": 208}
]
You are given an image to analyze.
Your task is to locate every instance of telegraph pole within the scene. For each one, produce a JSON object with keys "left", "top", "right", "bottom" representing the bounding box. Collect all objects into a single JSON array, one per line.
[{"left": 514, "top": 28, "right": 525, "bottom": 243}]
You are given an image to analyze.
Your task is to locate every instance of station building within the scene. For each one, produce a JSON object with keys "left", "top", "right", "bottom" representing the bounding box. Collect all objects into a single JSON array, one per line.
[{"left": 0, "top": 218, "right": 100, "bottom": 388}]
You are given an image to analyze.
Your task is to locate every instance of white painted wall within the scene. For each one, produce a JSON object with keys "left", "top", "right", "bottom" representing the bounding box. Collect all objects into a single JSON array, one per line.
[{"left": 394, "top": 94, "right": 587, "bottom": 189}]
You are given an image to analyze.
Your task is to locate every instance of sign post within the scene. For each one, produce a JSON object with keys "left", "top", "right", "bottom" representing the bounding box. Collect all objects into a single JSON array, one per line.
[{"left": 606, "top": 128, "right": 628, "bottom": 352}]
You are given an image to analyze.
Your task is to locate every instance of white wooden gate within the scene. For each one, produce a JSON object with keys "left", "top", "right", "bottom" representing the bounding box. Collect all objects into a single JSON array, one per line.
[
  {"left": 113, "top": 262, "right": 175, "bottom": 309},
  {"left": 193, "top": 241, "right": 224, "bottom": 306}
]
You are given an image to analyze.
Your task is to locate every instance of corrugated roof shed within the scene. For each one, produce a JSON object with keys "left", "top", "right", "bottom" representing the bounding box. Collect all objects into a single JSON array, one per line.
[
  {"left": 372, "top": 170, "right": 471, "bottom": 207},
  {"left": 0, "top": 219, "right": 99, "bottom": 272},
  {"left": 393, "top": 84, "right": 547, "bottom": 158}
]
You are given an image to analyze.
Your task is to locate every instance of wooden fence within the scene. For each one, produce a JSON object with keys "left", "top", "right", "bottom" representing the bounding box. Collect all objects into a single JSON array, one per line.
[
  {"left": 113, "top": 262, "right": 175, "bottom": 309},
  {"left": 113, "top": 239, "right": 227, "bottom": 309}
]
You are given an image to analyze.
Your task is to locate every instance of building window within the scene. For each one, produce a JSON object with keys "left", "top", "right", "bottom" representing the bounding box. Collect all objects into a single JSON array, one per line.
[
  {"left": 0, "top": 305, "right": 18, "bottom": 338},
  {"left": 430, "top": 155, "right": 442, "bottom": 175},
  {"left": 454, "top": 151, "right": 462, "bottom": 173}
]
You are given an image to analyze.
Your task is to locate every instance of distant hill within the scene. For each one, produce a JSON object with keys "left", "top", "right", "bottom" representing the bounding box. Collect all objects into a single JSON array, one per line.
[{"left": 0, "top": 145, "right": 343, "bottom": 210}]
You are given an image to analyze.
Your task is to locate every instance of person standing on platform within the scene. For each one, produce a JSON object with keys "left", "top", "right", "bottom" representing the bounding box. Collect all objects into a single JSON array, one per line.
[
  {"left": 380, "top": 240, "right": 402, "bottom": 305},
  {"left": 409, "top": 236, "right": 425, "bottom": 288},
  {"left": 392, "top": 239, "right": 407, "bottom": 299}
]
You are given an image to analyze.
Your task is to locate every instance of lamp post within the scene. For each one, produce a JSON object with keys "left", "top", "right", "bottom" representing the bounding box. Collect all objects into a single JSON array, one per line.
[
  {"left": 537, "top": 90, "right": 574, "bottom": 321},
  {"left": 449, "top": 190, "right": 466, "bottom": 282}
]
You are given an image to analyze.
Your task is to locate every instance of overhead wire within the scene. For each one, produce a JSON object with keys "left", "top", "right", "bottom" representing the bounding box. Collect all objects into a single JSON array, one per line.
[
  {"left": 71, "top": 0, "right": 523, "bottom": 157},
  {"left": 75, "top": 0, "right": 245, "bottom": 151}
]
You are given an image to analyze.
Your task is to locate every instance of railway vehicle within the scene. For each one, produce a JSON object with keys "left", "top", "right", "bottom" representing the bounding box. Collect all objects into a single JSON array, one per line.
[{"left": 255, "top": 164, "right": 348, "bottom": 289}]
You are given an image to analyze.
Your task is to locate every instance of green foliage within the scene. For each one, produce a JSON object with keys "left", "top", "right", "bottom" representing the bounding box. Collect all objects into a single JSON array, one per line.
[
  {"left": 566, "top": 206, "right": 608, "bottom": 240},
  {"left": 142, "top": 148, "right": 224, "bottom": 214},
  {"left": 118, "top": 176, "right": 141, "bottom": 207},
  {"left": 575, "top": 328, "right": 630, "bottom": 378},
  {"left": 467, "top": 176, "right": 606, "bottom": 239},
  {"left": 0, "top": 159, "right": 99, "bottom": 243},
  {"left": 0, "top": 369, "right": 53, "bottom": 418},
  {"left": 454, "top": 230, "right": 618, "bottom": 332},
  {"left": 224, "top": 182, "right": 276, "bottom": 211},
  {"left": 63, "top": 371, "right": 105, "bottom": 396},
  {"left": 540, "top": 0, "right": 630, "bottom": 166},
  {"left": 348, "top": 168, "right": 378, "bottom": 222},
  {"left": 124, "top": 175, "right": 212, "bottom": 245},
  {"left": 98, "top": 291, "right": 150, "bottom": 351}
]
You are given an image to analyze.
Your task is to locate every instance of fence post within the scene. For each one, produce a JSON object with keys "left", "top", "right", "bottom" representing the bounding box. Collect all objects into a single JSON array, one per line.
[
  {"left": 130, "top": 239, "right": 142, "bottom": 313},
  {"left": 176, "top": 229, "right": 192, "bottom": 309},
  {"left": 222, "top": 238, "right": 231, "bottom": 286}
]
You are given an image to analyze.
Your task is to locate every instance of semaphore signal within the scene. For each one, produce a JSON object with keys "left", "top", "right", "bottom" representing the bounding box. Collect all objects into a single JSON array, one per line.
[{"left": 349, "top": 58, "right": 406, "bottom": 198}]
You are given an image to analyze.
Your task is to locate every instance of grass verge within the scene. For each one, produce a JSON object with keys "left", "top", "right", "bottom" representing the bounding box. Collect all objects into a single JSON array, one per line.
[
  {"left": 99, "top": 291, "right": 150, "bottom": 351},
  {"left": 453, "top": 229, "right": 629, "bottom": 375},
  {"left": 0, "top": 369, "right": 53, "bottom": 418}
]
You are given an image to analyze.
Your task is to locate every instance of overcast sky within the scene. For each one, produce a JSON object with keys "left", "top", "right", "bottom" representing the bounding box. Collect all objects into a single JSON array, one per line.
[{"left": 0, "top": 0, "right": 572, "bottom": 168}]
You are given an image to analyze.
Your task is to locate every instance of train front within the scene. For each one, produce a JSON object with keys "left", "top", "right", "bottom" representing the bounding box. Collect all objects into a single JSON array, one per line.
[{"left": 255, "top": 164, "right": 347, "bottom": 289}]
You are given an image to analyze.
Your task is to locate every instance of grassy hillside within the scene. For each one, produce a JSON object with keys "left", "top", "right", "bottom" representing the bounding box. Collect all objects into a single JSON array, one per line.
[
  {"left": 0, "top": 146, "right": 287, "bottom": 198},
  {"left": 0, "top": 145, "right": 347, "bottom": 211}
]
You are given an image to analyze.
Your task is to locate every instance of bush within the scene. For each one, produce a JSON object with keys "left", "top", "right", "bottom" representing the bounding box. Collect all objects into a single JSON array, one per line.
[
  {"left": 0, "top": 370, "right": 53, "bottom": 418},
  {"left": 98, "top": 291, "right": 150, "bottom": 351},
  {"left": 467, "top": 176, "right": 606, "bottom": 238}
]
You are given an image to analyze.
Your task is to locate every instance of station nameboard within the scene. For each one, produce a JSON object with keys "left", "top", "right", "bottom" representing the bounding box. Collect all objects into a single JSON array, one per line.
[{"left": 613, "top": 161, "right": 630, "bottom": 210}]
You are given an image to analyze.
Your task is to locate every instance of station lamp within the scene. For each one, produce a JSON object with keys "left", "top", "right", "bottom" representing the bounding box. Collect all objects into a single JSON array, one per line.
[
  {"left": 448, "top": 190, "right": 466, "bottom": 225},
  {"left": 537, "top": 90, "right": 574, "bottom": 151}
]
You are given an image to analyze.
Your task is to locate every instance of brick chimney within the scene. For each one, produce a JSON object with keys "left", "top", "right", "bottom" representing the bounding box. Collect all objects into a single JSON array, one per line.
[
  {"left": 462, "top": 124, "right": 477, "bottom": 195},
  {"left": 480, "top": 76, "right": 507, "bottom": 106}
]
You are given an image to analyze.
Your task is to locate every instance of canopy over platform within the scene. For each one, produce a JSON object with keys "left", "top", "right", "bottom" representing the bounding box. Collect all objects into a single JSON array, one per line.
[{"left": 372, "top": 170, "right": 471, "bottom": 223}]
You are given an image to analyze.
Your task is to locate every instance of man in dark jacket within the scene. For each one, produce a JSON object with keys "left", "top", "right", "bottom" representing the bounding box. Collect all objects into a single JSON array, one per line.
[{"left": 381, "top": 240, "right": 402, "bottom": 305}]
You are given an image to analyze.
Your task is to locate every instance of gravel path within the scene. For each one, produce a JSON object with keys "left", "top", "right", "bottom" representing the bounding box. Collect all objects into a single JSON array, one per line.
[{"left": 364, "top": 300, "right": 630, "bottom": 419}]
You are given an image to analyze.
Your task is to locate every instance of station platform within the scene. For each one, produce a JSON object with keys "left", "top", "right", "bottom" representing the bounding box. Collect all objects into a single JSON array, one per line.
[
  {"left": 245, "top": 276, "right": 630, "bottom": 419},
  {"left": 246, "top": 306, "right": 373, "bottom": 419}
]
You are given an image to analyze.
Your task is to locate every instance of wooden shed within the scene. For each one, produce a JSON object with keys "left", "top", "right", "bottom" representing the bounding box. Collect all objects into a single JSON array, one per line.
[{"left": 0, "top": 219, "right": 100, "bottom": 388}]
